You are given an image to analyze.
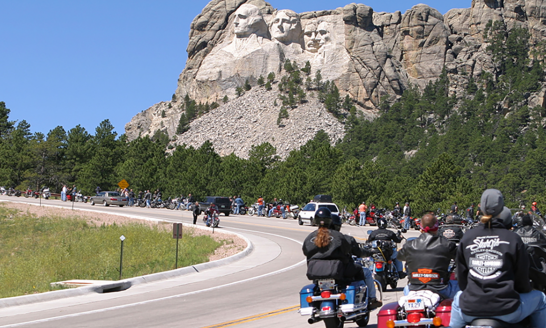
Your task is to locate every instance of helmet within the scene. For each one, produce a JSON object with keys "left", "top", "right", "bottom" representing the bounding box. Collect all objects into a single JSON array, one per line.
[
  {"left": 314, "top": 208, "right": 332, "bottom": 227},
  {"left": 377, "top": 218, "right": 387, "bottom": 229},
  {"left": 395, "top": 202, "right": 399, "bottom": 205},
  {"left": 330, "top": 214, "right": 342, "bottom": 231},
  {"left": 533, "top": 202, "right": 538, "bottom": 206}
]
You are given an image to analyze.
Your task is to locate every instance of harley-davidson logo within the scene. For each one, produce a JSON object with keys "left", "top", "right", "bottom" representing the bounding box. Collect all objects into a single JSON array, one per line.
[
  {"left": 442, "top": 229, "right": 455, "bottom": 239},
  {"left": 470, "top": 252, "right": 503, "bottom": 276},
  {"left": 411, "top": 268, "right": 440, "bottom": 284}
]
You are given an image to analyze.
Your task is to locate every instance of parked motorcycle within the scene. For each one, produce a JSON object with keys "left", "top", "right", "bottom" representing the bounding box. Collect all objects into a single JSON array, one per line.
[
  {"left": 247, "top": 203, "right": 259, "bottom": 216},
  {"left": 285, "top": 204, "right": 300, "bottom": 220},
  {"left": 299, "top": 276, "right": 371, "bottom": 328},
  {"left": 384, "top": 211, "right": 402, "bottom": 229},
  {"left": 41, "top": 187, "right": 51, "bottom": 199}
]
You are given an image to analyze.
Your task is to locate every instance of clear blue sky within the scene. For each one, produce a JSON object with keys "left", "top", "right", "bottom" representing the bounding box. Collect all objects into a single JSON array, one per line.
[{"left": 1, "top": 0, "right": 470, "bottom": 136}]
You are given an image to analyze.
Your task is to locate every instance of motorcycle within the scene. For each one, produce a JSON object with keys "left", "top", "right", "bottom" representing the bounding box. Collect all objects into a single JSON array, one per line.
[
  {"left": 384, "top": 211, "right": 402, "bottom": 229},
  {"left": 231, "top": 203, "right": 248, "bottom": 215},
  {"left": 377, "top": 290, "right": 452, "bottom": 328},
  {"left": 285, "top": 204, "right": 300, "bottom": 219},
  {"left": 366, "top": 206, "right": 378, "bottom": 225},
  {"left": 41, "top": 187, "right": 51, "bottom": 199},
  {"left": 299, "top": 264, "right": 372, "bottom": 328},
  {"left": 366, "top": 232, "right": 400, "bottom": 292},
  {"left": 347, "top": 213, "right": 358, "bottom": 226},
  {"left": 270, "top": 204, "right": 283, "bottom": 218},
  {"left": 203, "top": 210, "right": 220, "bottom": 228},
  {"left": 247, "top": 203, "right": 259, "bottom": 216}
]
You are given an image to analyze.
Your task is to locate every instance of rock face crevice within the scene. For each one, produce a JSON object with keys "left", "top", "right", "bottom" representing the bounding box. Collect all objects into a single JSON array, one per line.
[{"left": 126, "top": 0, "right": 546, "bottom": 158}]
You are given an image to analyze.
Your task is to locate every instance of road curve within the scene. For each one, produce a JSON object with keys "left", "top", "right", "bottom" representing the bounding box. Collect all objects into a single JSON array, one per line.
[{"left": 0, "top": 197, "right": 417, "bottom": 328}]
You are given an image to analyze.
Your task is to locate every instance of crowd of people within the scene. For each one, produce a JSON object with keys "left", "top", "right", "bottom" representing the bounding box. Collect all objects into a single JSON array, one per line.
[{"left": 303, "top": 189, "right": 546, "bottom": 327}]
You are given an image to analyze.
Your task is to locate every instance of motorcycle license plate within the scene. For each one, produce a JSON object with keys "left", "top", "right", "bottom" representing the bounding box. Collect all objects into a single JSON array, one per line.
[
  {"left": 318, "top": 279, "right": 335, "bottom": 290},
  {"left": 404, "top": 298, "right": 425, "bottom": 311}
]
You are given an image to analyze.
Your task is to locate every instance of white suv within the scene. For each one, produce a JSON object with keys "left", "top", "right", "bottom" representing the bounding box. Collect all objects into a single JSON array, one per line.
[{"left": 298, "top": 202, "right": 340, "bottom": 226}]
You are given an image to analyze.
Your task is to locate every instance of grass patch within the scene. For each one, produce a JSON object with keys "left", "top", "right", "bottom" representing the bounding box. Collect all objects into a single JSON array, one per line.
[{"left": 0, "top": 205, "right": 221, "bottom": 298}]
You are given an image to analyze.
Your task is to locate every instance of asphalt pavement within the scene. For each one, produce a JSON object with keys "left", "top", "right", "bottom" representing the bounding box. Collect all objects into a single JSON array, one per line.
[{"left": 0, "top": 196, "right": 418, "bottom": 328}]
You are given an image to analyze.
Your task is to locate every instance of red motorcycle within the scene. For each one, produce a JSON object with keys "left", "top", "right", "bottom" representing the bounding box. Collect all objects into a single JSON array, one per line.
[
  {"left": 366, "top": 205, "right": 378, "bottom": 225},
  {"left": 270, "top": 204, "right": 283, "bottom": 218}
]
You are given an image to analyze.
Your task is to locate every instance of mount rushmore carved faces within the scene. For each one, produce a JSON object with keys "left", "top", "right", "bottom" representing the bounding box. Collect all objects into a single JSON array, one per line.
[
  {"left": 233, "top": 4, "right": 269, "bottom": 38},
  {"left": 303, "top": 21, "right": 331, "bottom": 53},
  {"left": 270, "top": 10, "right": 302, "bottom": 45}
]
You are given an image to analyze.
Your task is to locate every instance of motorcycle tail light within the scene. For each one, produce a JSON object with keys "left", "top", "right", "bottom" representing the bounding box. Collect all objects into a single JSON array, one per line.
[
  {"left": 321, "top": 306, "right": 331, "bottom": 311},
  {"left": 306, "top": 296, "right": 313, "bottom": 303},
  {"left": 387, "top": 260, "right": 392, "bottom": 264},
  {"left": 407, "top": 312, "right": 421, "bottom": 323},
  {"left": 432, "top": 316, "right": 442, "bottom": 326},
  {"left": 376, "top": 262, "right": 383, "bottom": 269},
  {"left": 320, "top": 291, "right": 331, "bottom": 299},
  {"left": 386, "top": 320, "right": 395, "bottom": 328}
]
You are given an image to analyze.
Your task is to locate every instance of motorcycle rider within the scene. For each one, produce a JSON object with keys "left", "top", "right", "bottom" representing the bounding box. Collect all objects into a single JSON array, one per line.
[
  {"left": 403, "top": 202, "right": 411, "bottom": 230},
  {"left": 257, "top": 196, "right": 264, "bottom": 217},
  {"left": 367, "top": 218, "right": 406, "bottom": 278},
  {"left": 145, "top": 189, "right": 152, "bottom": 208},
  {"left": 450, "top": 201, "right": 459, "bottom": 214},
  {"left": 532, "top": 201, "right": 543, "bottom": 221},
  {"left": 192, "top": 201, "right": 200, "bottom": 224},
  {"left": 514, "top": 214, "right": 546, "bottom": 245},
  {"left": 186, "top": 193, "right": 195, "bottom": 210},
  {"left": 302, "top": 208, "right": 382, "bottom": 309},
  {"left": 205, "top": 203, "right": 218, "bottom": 226},
  {"left": 465, "top": 203, "right": 475, "bottom": 223},
  {"left": 392, "top": 201, "right": 401, "bottom": 217},
  {"left": 450, "top": 189, "right": 546, "bottom": 328},
  {"left": 398, "top": 213, "right": 459, "bottom": 298},
  {"left": 438, "top": 214, "right": 465, "bottom": 243},
  {"left": 331, "top": 213, "right": 383, "bottom": 309}
]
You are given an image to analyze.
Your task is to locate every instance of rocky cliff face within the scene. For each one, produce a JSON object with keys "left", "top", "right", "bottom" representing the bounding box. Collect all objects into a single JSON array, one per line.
[{"left": 126, "top": 0, "right": 546, "bottom": 158}]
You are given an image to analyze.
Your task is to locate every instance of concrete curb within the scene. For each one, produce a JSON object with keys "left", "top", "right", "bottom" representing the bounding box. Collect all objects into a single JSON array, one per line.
[{"left": 0, "top": 206, "right": 253, "bottom": 308}]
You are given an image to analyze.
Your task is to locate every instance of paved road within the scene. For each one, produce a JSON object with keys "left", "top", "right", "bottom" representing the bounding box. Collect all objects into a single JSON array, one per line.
[{"left": 0, "top": 197, "right": 419, "bottom": 328}]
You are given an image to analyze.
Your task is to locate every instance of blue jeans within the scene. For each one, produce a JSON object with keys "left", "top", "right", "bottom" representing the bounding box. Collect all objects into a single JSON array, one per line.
[
  {"left": 403, "top": 280, "right": 460, "bottom": 299},
  {"left": 128, "top": 197, "right": 134, "bottom": 206},
  {"left": 359, "top": 212, "right": 366, "bottom": 225},
  {"left": 186, "top": 202, "right": 191, "bottom": 210},
  {"left": 258, "top": 205, "right": 264, "bottom": 216},
  {"left": 392, "top": 249, "right": 404, "bottom": 272},
  {"left": 363, "top": 267, "right": 376, "bottom": 299},
  {"left": 235, "top": 204, "right": 241, "bottom": 214},
  {"left": 450, "top": 289, "right": 546, "bottom": 328},
  {"left": 61, "top": 191, "right": 66, "bottom": 201},
  {"left": 281, "top": 206, "right": 286, "bottom": 219},
  {"left": 403, "top": 215, "right": 411, "bottom": 230},
  {"left": 146, "top": 199, "right": 150, "bottom": 207}
]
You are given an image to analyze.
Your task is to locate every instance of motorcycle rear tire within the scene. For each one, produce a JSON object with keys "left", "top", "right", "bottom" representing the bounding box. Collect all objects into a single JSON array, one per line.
[
  {"left": 389, "top": 280, "right": 398, "bottom": 290},
  {"left": 355, "top": 313, "right": 369, "bottom": 327},
  {"left": 298, "top": 217, "right": 303, "bottom": 225},
  {"left": 375, "top": 274, "right": 387, "bottom": 292},
  {"left": 348, "top": 219, "right": 356, "bottom": 226},
  {"left": 324, "top": 317, "right": 343, "bottom": 328}
]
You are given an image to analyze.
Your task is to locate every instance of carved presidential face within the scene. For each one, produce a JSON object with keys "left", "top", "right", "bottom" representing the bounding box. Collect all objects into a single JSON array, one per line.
[
  {"left": 270, "top": 10, "right": 302, "bottom": 44},
  {"left": 304, "top": 21, "right": 331, "bottom": 53},
  {"left": 233, "top": 4, "right": 266, "bottom": 38}
]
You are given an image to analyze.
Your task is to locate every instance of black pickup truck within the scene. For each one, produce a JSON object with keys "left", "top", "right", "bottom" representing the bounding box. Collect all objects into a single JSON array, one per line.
[{"left": 198, "top": 196, "right": 232, "bottom": 216}]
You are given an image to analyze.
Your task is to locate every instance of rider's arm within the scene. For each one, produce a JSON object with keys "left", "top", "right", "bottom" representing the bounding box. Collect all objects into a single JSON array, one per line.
[
  {"left": 392, "top": 231, "right": 403, "bottom": 243},
  {"left": 456, "top": 243, "right": 469, "bottom": 291},
  {"left": 514, "top": 238, "right": 532, "bottom": 293},
  {"left": 397, "top": 243, "right": 408, "bottom": 261}
]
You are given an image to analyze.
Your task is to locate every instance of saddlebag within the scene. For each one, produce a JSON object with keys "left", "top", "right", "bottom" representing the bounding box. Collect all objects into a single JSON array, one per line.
[{"left": 306, "top": 259, "right": 344, "bottom": 280}]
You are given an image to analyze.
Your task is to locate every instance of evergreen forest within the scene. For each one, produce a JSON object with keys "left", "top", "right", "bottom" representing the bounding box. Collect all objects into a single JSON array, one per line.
[{"left": 2, "top": 22, "right": 546, "bottom": 216}]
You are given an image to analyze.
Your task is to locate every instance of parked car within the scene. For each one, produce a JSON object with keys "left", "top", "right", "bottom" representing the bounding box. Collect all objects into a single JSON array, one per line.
[
  {"left": 298, "top": 201, "right": 339, "bottom": 226},
  {"left": 198, "top": 196, "right": 232, "bottom": 216},
  {"left": 90, "top": 191, "right": 128, "bottom": 207}
]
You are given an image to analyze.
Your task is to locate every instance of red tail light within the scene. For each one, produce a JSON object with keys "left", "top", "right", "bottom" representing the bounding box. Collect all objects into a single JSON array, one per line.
[
  {"left": 407, "top": 312, "right": 422, "bottom": 323},
  {"left": 321, "top": 291, "right": 331, "bottom": 299},
  {"left": 376, "top": 262, "right": 384, "bottom": 269}
]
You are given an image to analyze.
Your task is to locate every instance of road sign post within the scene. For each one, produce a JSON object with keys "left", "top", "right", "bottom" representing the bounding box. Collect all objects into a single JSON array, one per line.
[
  {"left": 173, "top": 223, "right": 183, "bottom": 269},
  {"left": 119, "top": 235, "right": 125, "bottom": 280}
]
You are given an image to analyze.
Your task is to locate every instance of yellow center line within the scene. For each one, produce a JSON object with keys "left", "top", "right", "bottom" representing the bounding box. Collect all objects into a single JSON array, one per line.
[{"left": 201, "top": 305, "right": 300, "bottom": 328}]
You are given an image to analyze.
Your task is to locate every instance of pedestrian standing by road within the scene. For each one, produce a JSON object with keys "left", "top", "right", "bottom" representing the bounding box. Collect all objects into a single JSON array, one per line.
[
  {"left": 193, "top": 201, "right": 200, "bottom": 224},
  {"left": 257, "top": 196, "right": 264, "bottom": 216},
  {"left": 128, "top": 189, "right": 135, "bottom": 206},
  {"left": 235, "top": 196, "right": 244, "bottom": 214},
  {"left": 95, "top": 186, "right": 101, "bottom": 195},
  {"left": 61, "top": 185, "right": 67, "bottom": 202},
  {"left": 358, "top": 202, "right": 367, "bottom": 226},
  {"left": 145, "top": 190, "right": 152, "bottom": 208},
  {"left": 403, "top": 202, "right": 412, "bottom": 230}
]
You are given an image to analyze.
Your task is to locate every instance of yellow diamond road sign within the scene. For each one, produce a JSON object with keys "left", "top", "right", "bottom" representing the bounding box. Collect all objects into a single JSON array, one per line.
[{"left": 118, "top": 179, "right": 129, "bottom": 190}]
